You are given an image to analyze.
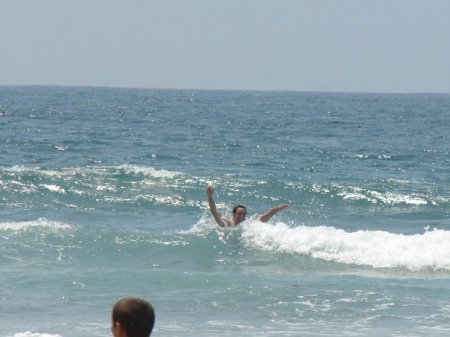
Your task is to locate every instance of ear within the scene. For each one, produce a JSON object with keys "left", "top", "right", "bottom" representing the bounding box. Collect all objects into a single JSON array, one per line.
[{"left": 112, "top": 321, "right": 127, "bottom": 337}]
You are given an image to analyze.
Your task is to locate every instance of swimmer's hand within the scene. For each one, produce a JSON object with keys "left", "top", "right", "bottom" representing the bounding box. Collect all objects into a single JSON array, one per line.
[{"left": 206, "top": 185, "right": 215, "bottom": 196}]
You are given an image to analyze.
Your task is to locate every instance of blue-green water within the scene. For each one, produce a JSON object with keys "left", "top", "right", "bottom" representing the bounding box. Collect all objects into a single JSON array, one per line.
[{"left": 1, "top": 86, "right": 450, "bottom": 337}]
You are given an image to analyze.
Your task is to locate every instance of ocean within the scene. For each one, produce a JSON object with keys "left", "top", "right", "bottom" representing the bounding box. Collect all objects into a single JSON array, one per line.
[{"left": 1, "top": 86, "right": 449, "bottom": 337}]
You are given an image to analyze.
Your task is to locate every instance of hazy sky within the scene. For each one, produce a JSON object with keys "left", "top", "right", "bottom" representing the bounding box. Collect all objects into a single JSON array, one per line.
[{"left": 1, "top": 0, "right": 449, "bottom": 93}]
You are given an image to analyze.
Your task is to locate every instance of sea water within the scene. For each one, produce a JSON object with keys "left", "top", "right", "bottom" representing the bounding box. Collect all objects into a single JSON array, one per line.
[{"left": 0, "top": 86, "right": 449, "bottom": 337}]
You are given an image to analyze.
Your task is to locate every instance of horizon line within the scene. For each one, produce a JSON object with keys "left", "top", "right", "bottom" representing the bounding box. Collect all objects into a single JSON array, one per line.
[{"left": 0, "top": 83, "right": 449, "bottom": 96}]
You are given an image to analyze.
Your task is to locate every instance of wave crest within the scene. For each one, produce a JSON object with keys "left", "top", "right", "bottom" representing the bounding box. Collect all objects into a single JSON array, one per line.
[
  {"left": 0, "top": 218, "right": 72, "bottom": 232},
  {"left": 241, "top": 221, "right": 450, "bottom": 272},
  {"left": 13, "top": 332, "right": 62, "bottom": 337}
]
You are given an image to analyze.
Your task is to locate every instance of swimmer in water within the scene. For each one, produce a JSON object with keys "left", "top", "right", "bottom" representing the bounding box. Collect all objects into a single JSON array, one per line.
[{"left": 206, "top": 185, "right": 288, "bottom": 227}]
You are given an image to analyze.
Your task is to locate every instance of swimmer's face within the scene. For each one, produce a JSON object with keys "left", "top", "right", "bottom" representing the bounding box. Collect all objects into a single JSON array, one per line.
[{"left": 233, "top": 207, "right": 247, "bottom": 224}]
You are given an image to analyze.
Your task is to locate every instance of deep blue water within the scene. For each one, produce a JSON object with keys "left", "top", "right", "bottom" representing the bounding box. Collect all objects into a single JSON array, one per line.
[{"left": 1, "top": 86, "right": 450, "bottom": 337}]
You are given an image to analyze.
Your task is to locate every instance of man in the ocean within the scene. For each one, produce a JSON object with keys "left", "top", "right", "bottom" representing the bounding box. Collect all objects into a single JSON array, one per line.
[{"left": 206, "top": 185, "right": 288, "bottom": 227}]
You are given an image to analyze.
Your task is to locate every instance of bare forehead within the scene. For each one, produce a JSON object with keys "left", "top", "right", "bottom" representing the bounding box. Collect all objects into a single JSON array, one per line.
[{"left": 234, "top": 206, "right": 247, "bottom": 214}]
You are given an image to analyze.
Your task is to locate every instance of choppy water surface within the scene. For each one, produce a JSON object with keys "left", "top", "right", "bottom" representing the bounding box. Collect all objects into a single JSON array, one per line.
[{"left": 1, "top": 86, "right": 450, "bottom": 337}]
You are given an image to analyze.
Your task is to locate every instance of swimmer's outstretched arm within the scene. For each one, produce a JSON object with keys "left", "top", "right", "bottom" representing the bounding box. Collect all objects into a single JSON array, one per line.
[
  {"left": 206, "top": 185, "right": 229, "bottom": 227},
  {"left": 258, "top": 204, "right": 289, "bottom": 222}
]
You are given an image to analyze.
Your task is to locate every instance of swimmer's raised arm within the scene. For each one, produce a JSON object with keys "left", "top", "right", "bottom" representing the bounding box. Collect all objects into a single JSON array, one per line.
[
  {"left": 258, "top": 204, "right": 289, "bottom": 222},
  {"left": 206, "top": 185, "right": 230, "bottom": 227}
]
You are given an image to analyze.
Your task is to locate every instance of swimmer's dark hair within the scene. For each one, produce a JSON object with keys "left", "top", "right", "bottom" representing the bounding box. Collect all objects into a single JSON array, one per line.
[
  {"left": 233, "top": 204, "right": 247, "bottom": 215},
  {"left": 112, "top": 297, "right": 155, "bottom": 337}
]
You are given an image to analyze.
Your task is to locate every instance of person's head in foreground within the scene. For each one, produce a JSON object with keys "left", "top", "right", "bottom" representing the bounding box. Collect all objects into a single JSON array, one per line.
[{"left": 112, "top": 297, "right": 155, "bottom": 337}]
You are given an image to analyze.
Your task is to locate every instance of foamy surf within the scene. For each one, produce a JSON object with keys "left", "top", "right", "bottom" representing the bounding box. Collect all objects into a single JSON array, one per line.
[
  {"left": 12, "top": 332, "right": 62, "bottom": 337},
  {"left": 1, "top": 165, "right": 181, "bottom": 179},
  {"left": 0, "top": 218, "right": 72, "bottom": 232},
  {"left": 118, "top": 164, "right": 181, "bottom": 179},
  {"left": 242, "top": 221, "right": 450, "bottom": 271}
]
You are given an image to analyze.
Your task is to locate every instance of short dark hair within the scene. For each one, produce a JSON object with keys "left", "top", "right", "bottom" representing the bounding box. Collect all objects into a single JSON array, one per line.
[
  {"left": 112, "top": 298, "right": 155, "bottom": 337},
  {"left": 233, "top": 204, "right": 247, "bottom": 215}
]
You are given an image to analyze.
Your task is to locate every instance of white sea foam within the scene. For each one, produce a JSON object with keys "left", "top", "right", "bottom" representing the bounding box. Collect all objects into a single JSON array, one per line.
[
  {"left": 39, "top": 184, "right": 66, "bottom": 194},
  {"left": 118, "top": 164, "right": 180, "bottom": 179},
  {"left": 337, "top": 188, "right": 428, "bottom": 205},
  {"left": 242, "top": 221, "right": 450, "bottom": 271},
  {"left": 12, "top": 332, "right": 62, "bottom": 337},
  {"left": 1, "top": 165, "right": 181, "bottom": 179},
  {"left": 1, "top": 166, "right": 66, "bottom": 179},
  {"left": 1, "top": 165, "right": 37, "bottom": 173},
  {"left": 179, "top": 215, "right": 217, "bottom": 235},
  {"left": 332, "top": 184, "right": 430, "bottom": 205},
  {"left": 0, "top": 218, "right": 72, "bottom": 232}
]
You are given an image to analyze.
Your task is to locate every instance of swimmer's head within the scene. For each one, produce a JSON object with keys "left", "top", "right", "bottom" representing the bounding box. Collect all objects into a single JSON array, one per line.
[{"left": 232, "top": 204, "right": 247, "bottom": 224}]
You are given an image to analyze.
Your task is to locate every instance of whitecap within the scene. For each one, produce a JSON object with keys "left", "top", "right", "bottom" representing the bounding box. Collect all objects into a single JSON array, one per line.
[
  {"left": 39, "top": 184, "right": 66, "bottom": 194},
  {"left": 241, "top": 221, "right": 450, "bottom": 272},
  {"left": 118, "top": 164, "right": 181, "bottom": 179},
  {"left": 13, "top": 332, "right": 62, "bottom": 337},
  {"left": 0, "top": 218, "right": 72, "bottom": 232}
]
